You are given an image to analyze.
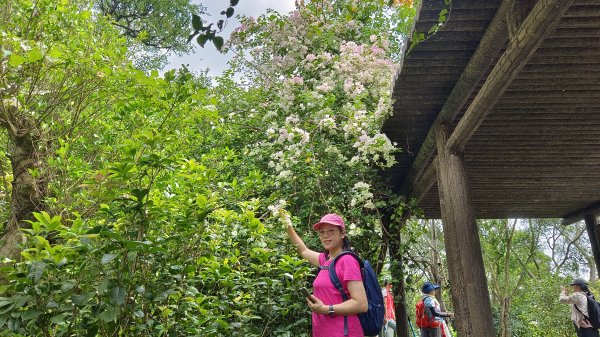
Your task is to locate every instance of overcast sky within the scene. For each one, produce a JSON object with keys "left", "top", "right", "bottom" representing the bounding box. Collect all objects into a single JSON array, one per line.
[{"left": 165, "top": 1, "right": 296, "bottom": 77}]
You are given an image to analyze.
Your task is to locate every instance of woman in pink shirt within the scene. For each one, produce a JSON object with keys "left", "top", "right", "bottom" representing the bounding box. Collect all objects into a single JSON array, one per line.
[{"left": 285, "top": 213, "right": 368, "bottom": 337}]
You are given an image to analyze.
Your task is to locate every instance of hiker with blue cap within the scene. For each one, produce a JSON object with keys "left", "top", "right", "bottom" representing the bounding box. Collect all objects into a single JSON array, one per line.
[
  {"left": 415, "top": 282, "right": 454, "bottom": 337},
  {"left": 559, "top": 278, "right": 600, "bottom": 337}
]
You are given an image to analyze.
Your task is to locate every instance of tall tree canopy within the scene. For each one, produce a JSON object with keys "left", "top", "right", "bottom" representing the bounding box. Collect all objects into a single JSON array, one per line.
[{"left": 95, "top": 0, "right": 203, "bottom": 69}]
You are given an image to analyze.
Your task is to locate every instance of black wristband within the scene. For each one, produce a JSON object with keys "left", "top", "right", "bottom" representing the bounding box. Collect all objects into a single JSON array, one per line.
[{"left": 328, "top": 304, "right": 335, "bottom": 317}]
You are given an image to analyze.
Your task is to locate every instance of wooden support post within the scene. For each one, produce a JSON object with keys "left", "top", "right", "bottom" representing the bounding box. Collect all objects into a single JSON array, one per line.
[
  {"left": 584, "top": 214, "right": 600, "bottom": 277},
  {"left": 435, "top": 125, "right": 495, "bottom": 337}
]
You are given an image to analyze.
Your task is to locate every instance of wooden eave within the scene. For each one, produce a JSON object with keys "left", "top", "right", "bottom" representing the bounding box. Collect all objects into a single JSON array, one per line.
[{"left": 382, "top": 0, "right": 600, "bottom": 220}]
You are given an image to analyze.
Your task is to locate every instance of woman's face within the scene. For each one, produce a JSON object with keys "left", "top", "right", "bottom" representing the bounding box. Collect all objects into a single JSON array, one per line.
[{"left": 316, "top": 224, "right": 344, "bottom": 251}]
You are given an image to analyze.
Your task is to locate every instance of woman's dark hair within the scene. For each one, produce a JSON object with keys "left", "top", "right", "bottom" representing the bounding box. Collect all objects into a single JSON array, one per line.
[
  {"left": 581, "top": 284, "right": 593, "bottom": 297},
  {"left": 342, "top": 236, "right": 351, "bottom": 251}
]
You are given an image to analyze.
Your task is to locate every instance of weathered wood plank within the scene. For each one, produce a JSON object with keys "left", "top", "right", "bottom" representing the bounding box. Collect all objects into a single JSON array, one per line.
[
  {"left": 396, "top": 0, "right": 511, "bottom": 197},
  {"left": 562, "top": 202, "right": 600, "bottom": 225},
  {"left": 447, "top": 0, "right": 577, "bottom": 153}
]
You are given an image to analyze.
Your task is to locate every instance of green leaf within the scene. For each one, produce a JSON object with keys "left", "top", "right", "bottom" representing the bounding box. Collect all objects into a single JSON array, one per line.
[
  {"left": 47, "top": 46, "right": 64, "bottom": 59},
  {"left": 98, "top": 278, "right": 110, "bottom": 295},
  {"left": 0, "top": 298, "right": 12, "bottom": 307},
  {"left": 13, "top": 296, "right": 28, "bottom": 309},
  {"left": 213, "top": 36, "right": 224, "bottom": 51},
  {"left": 99, "top": 230, "right": 125, "bottom": 242},
  {"left": 8, "top": 54, "right": 25, "bottom": 67},
  {"left": 192, "top": 14, "right": 203, "bottom": 31},
  {"left": 101, "top": 253, "right": 118, "bottom": 264},
  {"left": 109, "top": 286, "right": 126, "bottom": 305},
  {"left": 0, "top": 303, "right": 14, "bottom": 315},
  {"left": 225, "top": 7, "right": 234, "bottom": 18},
  {"left": 21, "top": 309, "right": 40, "bottom": 321},
  {"left": 60, "top": 280, "right": 76, "bottom": 293},
  {"left": 230, "top": 0, "right": 239, "bottom": 6},
  {"left": 7, "top": 317, "right": 19, "bottom": 331},
  {"left": 71, "top": 292, "right": 94, "bottom": 307},
  {"left": 125, "top": 240, "right": 150, "bottom": 252},
  {"left": 98, "top": 307, "right": 117, "bottom": 322},
  {"left": 30, "top": 261, "right": 46, "bottom": 284},
  {"left": 50, "top": 314, "right": 65, "bottom": 324},
  {"left": 197, "top": 34, "right": 209, "bottom": 48},
  {"left": 26, "top": 48, "right": 43, "bottom": 63}
]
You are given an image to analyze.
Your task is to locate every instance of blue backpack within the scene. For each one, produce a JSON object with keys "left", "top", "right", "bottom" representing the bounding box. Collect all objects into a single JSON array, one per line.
[{"left": 323, "top": 251, "right": 384, "bottom": 336}]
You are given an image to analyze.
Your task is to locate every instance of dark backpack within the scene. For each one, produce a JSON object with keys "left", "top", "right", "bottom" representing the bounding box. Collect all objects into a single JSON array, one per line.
[
  {"left": 324, "top": 251, "right": 384, "bottom": 336},
  {"left": 575, "top": 295, "right": 600, "bottom": 329}
]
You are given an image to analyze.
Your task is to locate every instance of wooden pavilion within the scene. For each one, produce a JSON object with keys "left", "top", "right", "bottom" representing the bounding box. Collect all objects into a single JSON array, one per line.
[{"left": 382, "top": 0, "right": 600, "bottom": 336}]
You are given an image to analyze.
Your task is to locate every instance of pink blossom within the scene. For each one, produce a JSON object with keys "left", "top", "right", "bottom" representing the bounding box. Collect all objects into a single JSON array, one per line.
[
  {"left": 343, "top": 79, "right": 353, "bottom": 93},
  {"left": 371, "top": 45, "right": 384, "bottom": 55},
  {"left": 289, "top": 76, "right": 304, "bottom": 85},
  {"left": 316, "top": 82, "right": 333, "bottom": 92},
  {"left": 234, "top": 23, "right": 248, "bottom": 33}
]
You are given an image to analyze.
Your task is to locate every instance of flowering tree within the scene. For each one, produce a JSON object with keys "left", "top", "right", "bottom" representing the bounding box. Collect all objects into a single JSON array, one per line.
[{"left": 223, "top": 0, "right": 416, "bottom": 242}]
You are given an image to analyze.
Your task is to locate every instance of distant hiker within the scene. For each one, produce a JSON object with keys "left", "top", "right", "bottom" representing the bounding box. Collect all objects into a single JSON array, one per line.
[
  {"left": 284, "top": 213, "right": 368, "bottom": 337},
  {"left": 415, "top": 282, "right": 454, "bottom": 337},
  {"left": 379, "top": 280, "right": 396, "bottom": 337},
  {"left": 559, "top": 278, "right": 600, "bottom": 337}
]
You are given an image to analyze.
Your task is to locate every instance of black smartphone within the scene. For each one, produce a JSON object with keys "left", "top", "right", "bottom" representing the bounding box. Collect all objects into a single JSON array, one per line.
[{"left": 300, "top": 287, "right": 316, "bottom": 303}]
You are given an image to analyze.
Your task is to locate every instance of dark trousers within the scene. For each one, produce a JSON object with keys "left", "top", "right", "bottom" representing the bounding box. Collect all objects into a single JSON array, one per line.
[
  {"left": 420, "top": 327, "right": 441, "bottom": 337},
  {"left": 575, "top": 323, "right": 600, "bottom": 337}
]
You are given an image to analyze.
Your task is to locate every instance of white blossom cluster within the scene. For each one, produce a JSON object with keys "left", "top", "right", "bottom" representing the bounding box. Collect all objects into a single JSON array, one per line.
[{"left": 228, "top": 2, "right": 401, "bottom": 209}]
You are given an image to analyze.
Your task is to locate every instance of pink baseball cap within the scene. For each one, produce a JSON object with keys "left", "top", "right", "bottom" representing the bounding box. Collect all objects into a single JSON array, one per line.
[{"left": 313, "top": 213, "right": 346, "bottom": 231}]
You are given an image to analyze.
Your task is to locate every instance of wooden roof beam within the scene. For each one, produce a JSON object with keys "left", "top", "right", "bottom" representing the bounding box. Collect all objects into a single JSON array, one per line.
[
  {"left": 412, "top": 157, "right": 438, "bottom": 203},
  {"left": 562, "top": 202, "right": 600, "bottom": 226},
  {"left": 398, "top": 0, "right": 511, "bottom": 197},
  {"left": 400, "top": 0, "right": 573, "bottom": 195},
  {"left": 447, "top": 0, "right": 575, "bottom": 152}
]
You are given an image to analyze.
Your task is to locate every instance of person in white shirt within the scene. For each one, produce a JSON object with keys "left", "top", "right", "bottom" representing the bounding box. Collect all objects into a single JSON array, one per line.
[{"left": 559, "top": 278, "right": 599, "bottom": 337}]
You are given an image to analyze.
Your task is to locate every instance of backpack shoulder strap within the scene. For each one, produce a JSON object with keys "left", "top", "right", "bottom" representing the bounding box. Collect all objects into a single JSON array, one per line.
[
  {"left": 329, "top": 251, "right": 363, "bottom": 300},
  {"left": 329, "top": 251, "right": 362, "bottom": 337},
  {"left": 574, "top": 297, "right": 592, "bottom": 322},
  {"left": 574, "top": 304, "right": 591, "bottom": 320}
]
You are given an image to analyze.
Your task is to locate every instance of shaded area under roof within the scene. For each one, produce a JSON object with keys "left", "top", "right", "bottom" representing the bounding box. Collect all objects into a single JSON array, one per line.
[{"left": 382, "top": 0, "right": 600, "bottom": 220}]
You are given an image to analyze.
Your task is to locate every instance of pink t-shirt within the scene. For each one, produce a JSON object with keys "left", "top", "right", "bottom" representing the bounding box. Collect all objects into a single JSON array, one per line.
[{"left": 312, "top": 253, "right": 364, "bottom": 337}]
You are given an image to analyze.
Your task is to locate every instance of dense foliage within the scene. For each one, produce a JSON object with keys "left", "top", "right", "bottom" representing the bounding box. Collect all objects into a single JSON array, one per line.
[
  {"left": 0, "top": 0, "right": 596, "bottom": 336},
  {"left": 0, "top": 0, "right": 416, "bottom": 335}
]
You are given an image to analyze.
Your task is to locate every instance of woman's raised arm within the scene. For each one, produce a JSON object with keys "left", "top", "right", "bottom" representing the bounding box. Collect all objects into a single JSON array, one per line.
[{"left": 286, "top": 222, "right": 320, "bottom": 267}]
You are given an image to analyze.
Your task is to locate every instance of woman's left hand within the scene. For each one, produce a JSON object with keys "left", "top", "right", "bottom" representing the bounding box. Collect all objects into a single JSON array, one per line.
[{"left": 307, "top": 296, "right": 328, "bottom": 314}]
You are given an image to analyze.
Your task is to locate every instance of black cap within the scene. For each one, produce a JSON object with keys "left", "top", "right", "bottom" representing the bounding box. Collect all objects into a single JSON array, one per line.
[{"left": 570, "top": 278, "right": 588, "bottom": 286}]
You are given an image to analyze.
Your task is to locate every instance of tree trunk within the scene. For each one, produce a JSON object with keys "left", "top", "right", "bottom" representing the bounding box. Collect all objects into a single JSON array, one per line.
[
  {"left": 585, "top": 214, "right": 600, "bottom": 279},
  {"left": 430, "top": 219, "right": 447, "bottom": 311},
  {"left": 499, "top": 297, "right": 511, "bottom": 337},
  {"left": 435, "top": 125, "right": 496, "bottom": 337},
  {"left": 384, "top": 213, "right": 410, "bottom": 337},
  {"left": 0, "top": 131, "right": 46, "bottom": 260}
]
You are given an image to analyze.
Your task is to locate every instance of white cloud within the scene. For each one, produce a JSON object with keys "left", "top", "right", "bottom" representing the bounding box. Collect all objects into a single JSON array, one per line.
[{"left": 165, "top": 0, "right": 296, "bottom": 77}]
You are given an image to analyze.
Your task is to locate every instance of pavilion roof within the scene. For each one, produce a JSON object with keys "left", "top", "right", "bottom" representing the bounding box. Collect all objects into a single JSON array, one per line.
[{"left": 382, "top": 0, "right": 600, "bottom": 222}]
